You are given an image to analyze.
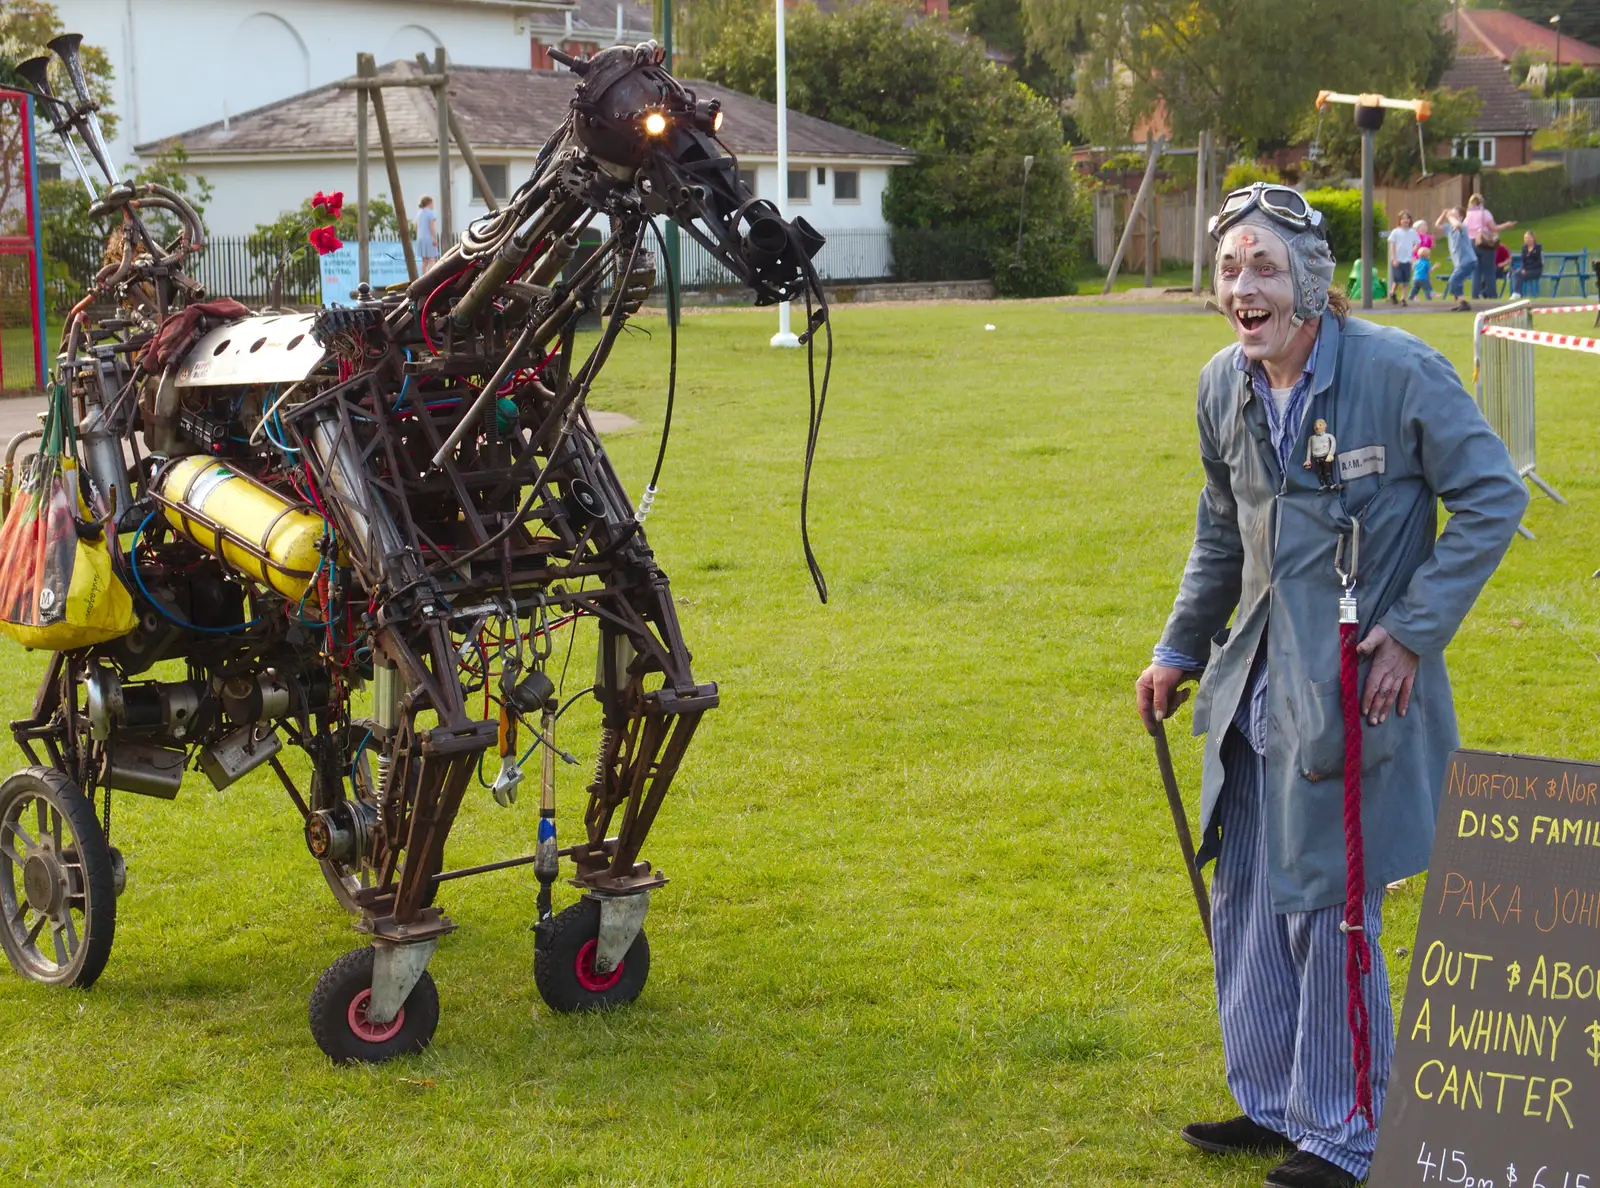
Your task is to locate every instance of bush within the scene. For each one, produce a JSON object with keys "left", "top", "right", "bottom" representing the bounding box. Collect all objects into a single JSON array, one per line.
[
  {"left": 1302, "top": 187, "right": 1386, "bottom": 268},
  {"left": 1481, "top": 161, "right": 1571, "bottom": 222},
  {"left": 1221, "top": 161, "right": 1283, "bottom": 191}
]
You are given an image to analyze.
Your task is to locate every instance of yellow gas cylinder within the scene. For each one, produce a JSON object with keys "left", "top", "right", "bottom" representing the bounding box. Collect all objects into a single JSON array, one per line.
[{"left": 156, "top": 456, "right": 328, "bottom": 601}]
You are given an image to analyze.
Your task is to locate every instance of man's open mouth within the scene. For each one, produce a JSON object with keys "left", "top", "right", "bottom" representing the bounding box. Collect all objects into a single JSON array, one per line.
[{"left": 1238, "top": 308, "right": 1271, "bottom": 331}]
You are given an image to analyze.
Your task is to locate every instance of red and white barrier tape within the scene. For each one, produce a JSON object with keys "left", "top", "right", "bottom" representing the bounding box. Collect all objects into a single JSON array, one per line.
[
  {"left": 1481, "top": 324, "right": 1600, "bottom": 355},
  {"left": 1529, "top": 303, "right": 1600, "bottom": 315}
]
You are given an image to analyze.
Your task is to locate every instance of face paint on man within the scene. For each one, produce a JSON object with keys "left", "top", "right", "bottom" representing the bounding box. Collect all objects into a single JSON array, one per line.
[{"left": 1216, "top": 224, "right": 1312, "bottom": 368}]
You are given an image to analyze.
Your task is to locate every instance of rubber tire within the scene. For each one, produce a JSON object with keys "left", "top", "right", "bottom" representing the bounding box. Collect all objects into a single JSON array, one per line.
[
  {"left": 308, "top": 946, "right": 439, "bottom": 1064},
  {"left": 0, "top": 767, "right": 116, "bottom": 988},
  {"left": 534, "top": 896, "right": 649, "bottom": 1013}
]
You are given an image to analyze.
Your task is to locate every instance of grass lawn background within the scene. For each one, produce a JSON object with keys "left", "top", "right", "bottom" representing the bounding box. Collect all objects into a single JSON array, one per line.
[{"left": 0, "top": 301, "right": 1595, "bottom": 1185}]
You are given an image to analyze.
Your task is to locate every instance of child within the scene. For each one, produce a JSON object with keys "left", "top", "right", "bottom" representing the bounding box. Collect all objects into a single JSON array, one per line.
[
  {"left": 1409, "top": 245, "right": 1434, "bottom": 301},
  {"left": 1387, "top": 210, "right": 1419, "bottom": 306}
]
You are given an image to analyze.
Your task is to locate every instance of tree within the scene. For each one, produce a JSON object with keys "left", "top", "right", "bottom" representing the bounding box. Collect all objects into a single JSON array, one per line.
[
  {"left": 701, "top": 0, "right": 1089, "bottom": 295},
  {"left": 1020, "top": 0, "right": 1456, "bottom": 148},
  {"left": 0, "top": 2, "right": 114, "bottom": 243}
]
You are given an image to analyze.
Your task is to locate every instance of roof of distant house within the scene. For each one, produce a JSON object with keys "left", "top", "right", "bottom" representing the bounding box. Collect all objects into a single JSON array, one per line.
[
  {"left": 522, "top": 0, "right": 653, "bottom": 42},
  {"left": 138, "top": 59, "right": 914, "bottom": 163},
  {"left": 1441, "top": 54, "right": 1536, "bottom": 134},
  {"left": 1455, "top": 8, "right": 1600, "bottom": 67}
]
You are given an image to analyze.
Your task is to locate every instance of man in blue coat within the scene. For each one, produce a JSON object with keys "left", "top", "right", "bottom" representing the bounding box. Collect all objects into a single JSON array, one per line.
[{"left": 1135, "top": 184, "right": 1527, "bottom": 1188}]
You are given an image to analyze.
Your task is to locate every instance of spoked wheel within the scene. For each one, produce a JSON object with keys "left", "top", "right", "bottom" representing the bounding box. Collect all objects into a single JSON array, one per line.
[
  {"left": 534, "top": 896, "right": 650, "bottom": 1013},
  {"left": 0, "top": 767, "right": 116, "bottom": 988},
  {"left": 309, "top": 946, "right": 439, "bottom": 1064}
]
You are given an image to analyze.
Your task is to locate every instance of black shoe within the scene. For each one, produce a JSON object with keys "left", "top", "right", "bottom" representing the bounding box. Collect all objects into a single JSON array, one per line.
[
  {"left": 1181, "top": 1115, "right": 1296, "bottom": 1156},
  {"left": 1265, "top": 1150, "right": 1362, "bottom": 1187}
]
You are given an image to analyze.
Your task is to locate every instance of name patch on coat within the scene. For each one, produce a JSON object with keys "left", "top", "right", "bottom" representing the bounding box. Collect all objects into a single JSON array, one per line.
[{"left": 1337, "top": 445, "right": 1385, "bottom": 481}]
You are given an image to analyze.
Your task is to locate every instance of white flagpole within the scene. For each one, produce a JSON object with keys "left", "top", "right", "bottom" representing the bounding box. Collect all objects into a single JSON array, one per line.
[{"left": 771, "top": 0, "right": 800, "bottom": 348}]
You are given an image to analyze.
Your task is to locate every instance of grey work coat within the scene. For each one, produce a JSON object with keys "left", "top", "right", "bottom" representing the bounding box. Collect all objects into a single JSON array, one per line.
[{"left": 1160, "top": 314, "right": 1527, "bottom": 913}]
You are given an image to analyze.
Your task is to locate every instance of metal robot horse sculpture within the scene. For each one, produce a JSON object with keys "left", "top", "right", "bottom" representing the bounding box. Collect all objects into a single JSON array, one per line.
[{"left": 0, "top": 36, "right": 830, "bottom": 1062}]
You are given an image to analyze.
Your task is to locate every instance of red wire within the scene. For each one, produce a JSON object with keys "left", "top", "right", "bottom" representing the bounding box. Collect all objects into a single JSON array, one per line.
[{"left": 419, "top": 265, "right": 470, "bottom": 354}]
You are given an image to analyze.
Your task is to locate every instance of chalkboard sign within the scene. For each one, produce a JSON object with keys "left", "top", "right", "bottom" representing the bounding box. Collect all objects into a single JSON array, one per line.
[{"left": 1371, "top": 749, "right": 1600, "bottom": 1188}]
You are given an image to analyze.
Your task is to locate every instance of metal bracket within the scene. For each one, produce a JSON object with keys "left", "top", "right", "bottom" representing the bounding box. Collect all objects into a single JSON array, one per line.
[
  {"left": 368, "top": 937, "right": 438, "bottom": 1024},
  {"left": 592, "top": 891, "right": 649, "bottom": 975}
]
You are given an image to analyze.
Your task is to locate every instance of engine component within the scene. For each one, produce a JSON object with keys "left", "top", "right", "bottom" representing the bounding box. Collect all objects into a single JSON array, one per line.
[
  {"left": 99, "top": 742, "right": 186, "bottom": 800},
  {"left": 305, "top": 799, "right": 379, "bottom": 864},
  {"left": 220, "top": 672, "right": 291, "bottom": 724},
  {"left": 156, "top": 456, "right": 328, "bottom": 600},
  {"left": 173, "top": 314, "right": 324, "bottom": 388},
  {"left": 198, "top": 725, "right": 282, "bottom": 790},
  {"left": 85, "top": 667, "right": 205, "bottom": 741}
]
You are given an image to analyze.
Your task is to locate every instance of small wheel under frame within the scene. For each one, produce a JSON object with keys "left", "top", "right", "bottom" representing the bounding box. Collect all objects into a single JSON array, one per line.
[{"left": 0, "top": 766, "right": 116, "bottom": 988}]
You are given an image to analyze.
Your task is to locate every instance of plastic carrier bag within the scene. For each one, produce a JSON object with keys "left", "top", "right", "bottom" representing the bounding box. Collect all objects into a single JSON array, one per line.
[{"left": 0, "top": 385, "right": 135, "bottom": 649}]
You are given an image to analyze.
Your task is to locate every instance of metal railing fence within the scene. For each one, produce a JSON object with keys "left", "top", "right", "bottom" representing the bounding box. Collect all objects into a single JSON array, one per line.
[
  {"left": 1473, "top": 298, "right": 1564, "bottom": 538},
  {"left": 45, "top": 228, "right": 901, "bottom": 309}
]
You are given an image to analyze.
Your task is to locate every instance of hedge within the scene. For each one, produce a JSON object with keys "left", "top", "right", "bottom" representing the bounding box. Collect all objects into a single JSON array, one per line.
[
  {"left": 1303, "top": 187, "right": 1385, "bottom": 269},
  {"left": 1481, "top": 161, "right": 1571, "bottom": 222}
]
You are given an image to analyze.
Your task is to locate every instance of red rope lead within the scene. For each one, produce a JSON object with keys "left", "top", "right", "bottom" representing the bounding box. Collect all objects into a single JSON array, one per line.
[{"left": 1339, "top": 618, "right": 1376, "bottom": 1128}]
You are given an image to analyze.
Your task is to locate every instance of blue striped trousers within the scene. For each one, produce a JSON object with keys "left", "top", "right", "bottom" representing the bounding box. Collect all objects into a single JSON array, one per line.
[{"left": 1212, "top": 729, "right": 1394, "bottom": 1178}]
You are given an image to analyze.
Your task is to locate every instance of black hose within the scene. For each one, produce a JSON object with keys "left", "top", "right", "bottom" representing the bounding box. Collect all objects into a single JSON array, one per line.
[{"left": 645, "top": 217, "right": 678, "bottom": 492}]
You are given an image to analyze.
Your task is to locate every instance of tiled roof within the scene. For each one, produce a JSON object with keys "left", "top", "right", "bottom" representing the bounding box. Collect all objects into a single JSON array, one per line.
[
  {"left": 138, "top": 59, "right": 914, "bottom": 162},
  {"left": 1441, "top": 55, "right": 1536, "bottom": 134},
  {"left": 1457, "top": 9, "right": 1600, "bottom": 67},
  {"left": 522, "top": 0, "right": 654, "bottom": 42}
]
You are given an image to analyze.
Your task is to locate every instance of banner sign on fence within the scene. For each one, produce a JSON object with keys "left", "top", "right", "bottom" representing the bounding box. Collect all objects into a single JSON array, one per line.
[
  {"left": 1370, "top": 748, "right": 1600, "bottom": 1188},
  {"left": 319, "top": 241, "right": 412, "bottom": 306}
]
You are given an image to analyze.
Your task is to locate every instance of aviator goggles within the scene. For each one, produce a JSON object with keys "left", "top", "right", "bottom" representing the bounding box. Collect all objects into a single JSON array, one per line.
[{"left": 1208, "top": 183, "right": 1325, "bottom": 242}]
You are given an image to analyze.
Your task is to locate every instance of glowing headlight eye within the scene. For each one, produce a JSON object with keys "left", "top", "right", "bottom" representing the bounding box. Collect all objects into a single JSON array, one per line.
[
  {"left": 644, "top": 112, "right": 667, "bottom": 136},
  {"left": 713, "top": 110, "right": 724, "bottom": 132}
]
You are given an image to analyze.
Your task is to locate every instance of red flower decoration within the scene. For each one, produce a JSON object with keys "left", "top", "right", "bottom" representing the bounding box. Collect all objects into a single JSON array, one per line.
[
  {"left": 311, "top": 190, "right": 345, "bottom": 220},
  {"left": 307, "top": 226, "right": 344, "bottom": 255}
]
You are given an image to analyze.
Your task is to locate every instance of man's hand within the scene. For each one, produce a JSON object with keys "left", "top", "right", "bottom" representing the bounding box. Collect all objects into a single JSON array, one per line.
[
  {"left": 1136, "top": 664, "right": 1192, "bottom": 732},
  {"left": 1356, "top": 625, "right": 1419, "bottom": 725}
]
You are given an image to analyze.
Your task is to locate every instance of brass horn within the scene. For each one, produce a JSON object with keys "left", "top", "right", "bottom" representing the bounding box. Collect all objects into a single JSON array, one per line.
[
  {"left": 46, "top": 33, "right": 120, "bottom": 184},
  {"left": 15, "top": 54, "right": 99, "bottom": 194}
]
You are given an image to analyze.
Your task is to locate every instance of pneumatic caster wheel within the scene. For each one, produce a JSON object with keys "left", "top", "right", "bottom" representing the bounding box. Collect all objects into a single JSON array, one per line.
[
  {"left": 0, "top": 767, "right": 116, "bottom": 988},
  {"left": 308, "top": 946, "right": 439, "bottom": 1064},
  {"left": 534, "top": 896, "right": 649, "bottom": 1013}
]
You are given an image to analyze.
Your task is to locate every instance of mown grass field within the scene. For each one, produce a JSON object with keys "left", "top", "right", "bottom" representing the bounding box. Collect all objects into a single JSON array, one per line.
[{"left": 0, "top": 301, "right": 1597, "bottom": 1186}]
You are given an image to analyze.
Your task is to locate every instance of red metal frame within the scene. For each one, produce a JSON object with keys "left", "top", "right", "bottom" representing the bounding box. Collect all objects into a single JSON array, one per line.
[{"left": 0, "top": 90, "right": 46, "bottom": 392}]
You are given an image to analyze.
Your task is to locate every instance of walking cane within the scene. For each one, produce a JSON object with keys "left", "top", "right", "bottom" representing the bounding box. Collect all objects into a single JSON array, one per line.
[{"left": 1146, "top": 687, "right": 1213, "bottom": 950}]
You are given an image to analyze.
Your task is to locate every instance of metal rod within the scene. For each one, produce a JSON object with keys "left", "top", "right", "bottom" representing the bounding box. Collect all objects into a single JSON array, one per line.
[
  {"left": 1361, "top": 127, "right": 1375, "bottom": 312},
  {"left": 431, "top": 851, "right": 541, "bottom": 883},
  {"left": 1147, "top": 711, "right": 1212, "bottom": 950},
  {"left": 1191, "top": 130, "right": 1208, "bottom": 296},
  {"left": 434, "top": 46, "right": 452, "bottom": 247},
  {"left": 356, "top": 53, "right": 371, "bottom": 287},
  {"left": 366, "top": 52, "right": 417, "bottom": 282}
]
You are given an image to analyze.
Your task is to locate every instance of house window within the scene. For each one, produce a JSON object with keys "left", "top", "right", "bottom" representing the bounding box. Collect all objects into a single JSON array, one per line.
[
  {"left": 815, "top": 166, "right": 826, "bottom": 184},
  {"left": 833, "top": 169, "right": 859, "bottom": 202},
  {"left": 1453, "top": 136, "right": 1497, "bottom": 167},
  {"left": 787, "top": 168, "right": 809, "bottom": 202},
  {"left": 37, "top": 162, "right": 60, "bottom": 182},
  {"left": 736, "top": 167, "right": 757, "bottom": 195},
  {"left": 473, "top": 163, "right": 509, "bottom": 203}
]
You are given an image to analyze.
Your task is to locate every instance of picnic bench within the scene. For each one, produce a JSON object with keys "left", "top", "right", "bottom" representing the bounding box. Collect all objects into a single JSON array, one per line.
[{"left": 1519, "top": 249, "right": 1590, "bottom": 297}]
